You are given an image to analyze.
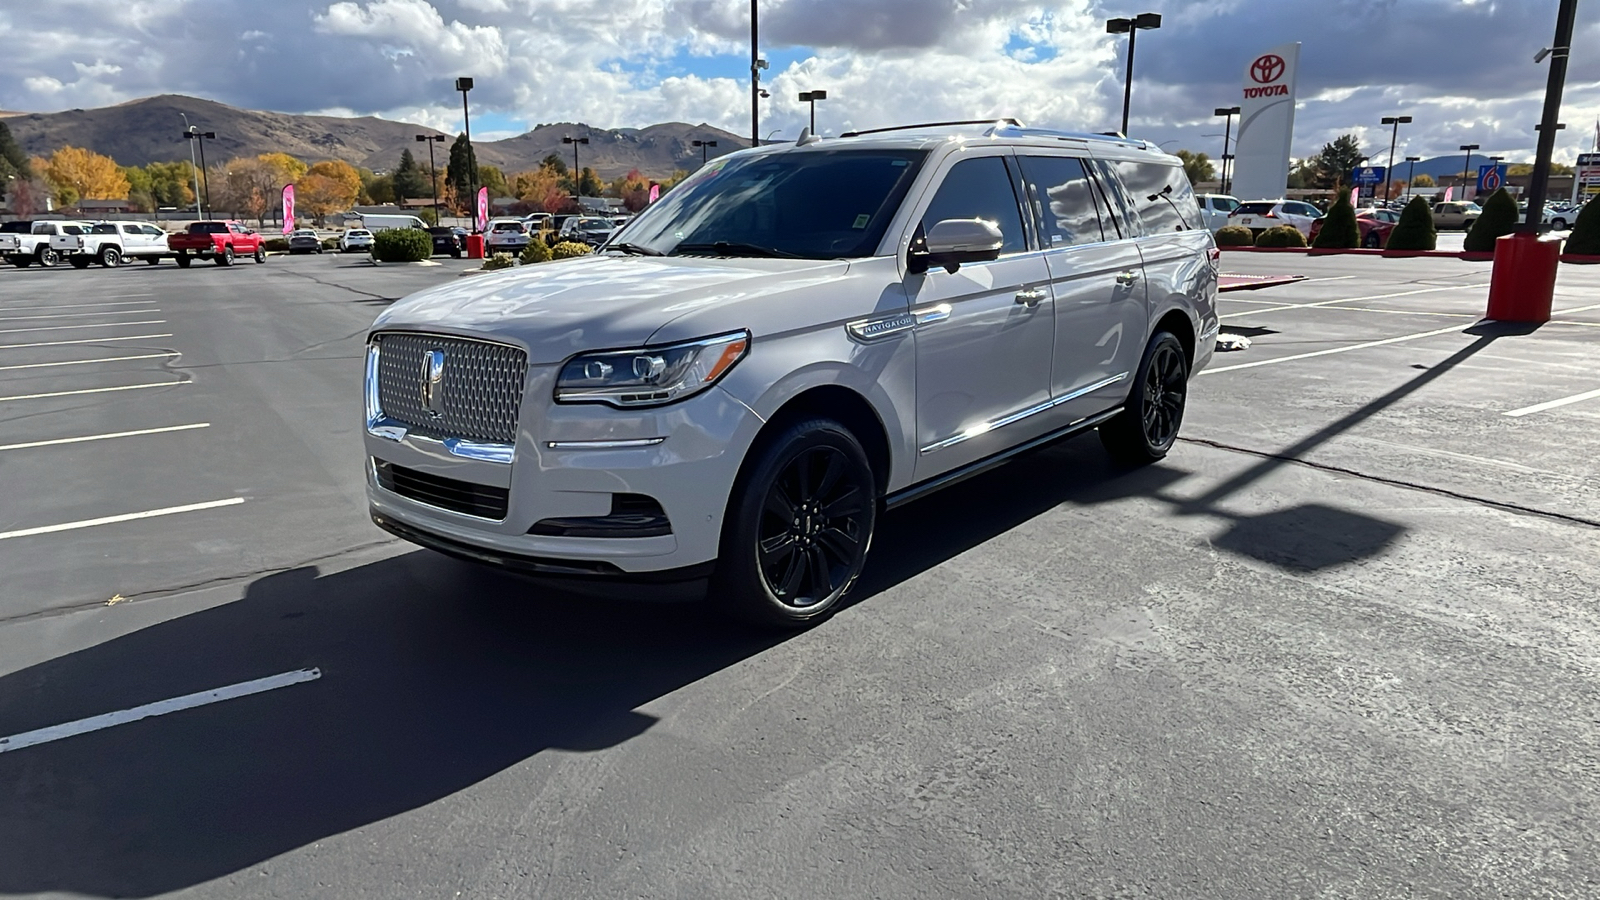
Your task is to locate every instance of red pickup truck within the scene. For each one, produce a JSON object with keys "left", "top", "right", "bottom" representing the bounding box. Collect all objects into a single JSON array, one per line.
[{"left": 168, "top": 221, "right": 266, "bottom": 267}]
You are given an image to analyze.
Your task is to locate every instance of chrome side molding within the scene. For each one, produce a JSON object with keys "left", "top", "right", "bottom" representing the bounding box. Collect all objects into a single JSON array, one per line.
[
  {"left": 919, "top": 372, "right": 1129, "bottom": 455},
  {"left": 846, "top": 303, "right": 951, "bottom": 343}
]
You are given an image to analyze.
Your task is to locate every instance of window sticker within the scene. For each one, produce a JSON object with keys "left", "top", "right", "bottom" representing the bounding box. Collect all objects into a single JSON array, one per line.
[{"left": 852, "top": 214, "right": 871, "bottom": 229}]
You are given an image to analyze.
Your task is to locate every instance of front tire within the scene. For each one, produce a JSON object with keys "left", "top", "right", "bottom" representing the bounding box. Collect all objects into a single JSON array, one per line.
[
  {"left": 713, "top": 418, "right": 877, "bottom": 629},
  {"left": 1099, "top": 332, "right": 1190, "bottom": 466},
  {"left": 176, "top": 253, "right": 192, "bottom": 268},
  {"left": 144, "top": 256, "right": 161, "bottom": 265},
  {"left": 254, "top": 246, "right": 267, "bottom": 264},
  {"left": 1362, "top": 231, "right": 1382, "bottom": 249}
]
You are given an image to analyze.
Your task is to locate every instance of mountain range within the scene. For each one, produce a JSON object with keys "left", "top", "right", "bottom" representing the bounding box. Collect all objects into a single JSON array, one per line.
[{"left": 0, "top": 95, "right": 748, "bottom": 180}]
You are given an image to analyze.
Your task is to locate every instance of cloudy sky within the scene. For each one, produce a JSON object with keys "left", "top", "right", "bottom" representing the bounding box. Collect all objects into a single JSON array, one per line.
[{"left": 1, "top": 0, "right": 1597, "bottom": 166}]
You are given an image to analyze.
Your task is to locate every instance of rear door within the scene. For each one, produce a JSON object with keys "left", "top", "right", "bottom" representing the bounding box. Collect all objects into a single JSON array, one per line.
[
  {"left": 906, "top": 153, "right": 1058, "bottom": 480},
  {"left": 1017, "top": 153, "right": 1146, "bottom": 422}
]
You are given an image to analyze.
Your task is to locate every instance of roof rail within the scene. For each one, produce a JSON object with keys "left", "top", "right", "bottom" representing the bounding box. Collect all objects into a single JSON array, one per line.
[
  {"left": 839, "top": 118, "right": 1024, "bottom": 139},
  {"left": 995, "top": 125, "right": 1151, "bottom": 149}
]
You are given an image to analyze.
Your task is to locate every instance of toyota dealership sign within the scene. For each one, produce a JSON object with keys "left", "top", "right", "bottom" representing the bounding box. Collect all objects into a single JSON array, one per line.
[{"left": 1232, "top": 43, "right": 1301, "bottom": 202}]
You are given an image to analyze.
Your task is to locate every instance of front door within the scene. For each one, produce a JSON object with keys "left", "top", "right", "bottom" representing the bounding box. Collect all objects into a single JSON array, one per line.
[{"left": 908, "top": 154, "right": 1057, "bottom": 481}]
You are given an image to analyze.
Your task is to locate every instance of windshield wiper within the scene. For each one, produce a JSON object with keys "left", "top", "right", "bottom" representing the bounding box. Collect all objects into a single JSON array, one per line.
[
  {"left": 672, "top": 241, "right": 801, "bottom": 259},
  {"left": 607, "top": 241, "right": 664, "bottom": 256}
]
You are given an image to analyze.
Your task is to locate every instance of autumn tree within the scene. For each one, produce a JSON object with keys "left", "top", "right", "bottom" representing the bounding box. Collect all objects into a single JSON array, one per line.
[
  {"left": 1412, "top": 173, "right": 1436, "bottom": 188},
  {"left": 609, "top": 169, "right": 651, "bottom": 212},
  {"left": 298, "top": 160, "right": 362, "bottom": 225},
  {"left": 41, "top": 146, "right": 130, "bottom": 207},
  {"left": 513, "top": 167, "right": 575, "bottom": 214}
]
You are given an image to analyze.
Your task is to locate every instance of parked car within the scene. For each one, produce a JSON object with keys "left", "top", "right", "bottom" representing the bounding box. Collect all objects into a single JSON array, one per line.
[
  {"left": 362, "top": 122, "right": 1218, "bottom": 627},
  {"left": 426, "top": 226, "right": 463, "bottom": 258},
  {"left": 1432, "top": 202, "right": 1481, "bottom": 230},
  {"left": 1228, "top": 199, "right": 1322, "bottom": 238},
  {"left": 167, "top": 220, "right": 266, "bottom": 267},
  {"left": 1307, "top": 208, "right": 1401, "bottom": 248},
  {"left": 287, "top": 229, "right": 324, "bottom": 254},
  {"left": 484, "top": 218, "right": 531, "bottom": 253},
  {"left": 545, "top": 214, "right": 578, "bottom": 245},
  {"left": 48, "top": 221, "right": 170, "bottom": 267},
  {"left": 1194, "top": 194, "right": 1241, "bottom": 232},
  {"left": 356, "top": 214, "right": 428, "bottom": 233},
  {"left": 0, "top": 220, "right": 95, "bottom": 267},
  {"left": 1519, "top": 203, "right": 1573, "bottom": 230},
  {"left": 558, "top": 216, "right": 618, "bottom": 247},
  {"left": 339, "top": 229, "right": 374, "bottom": 253}
]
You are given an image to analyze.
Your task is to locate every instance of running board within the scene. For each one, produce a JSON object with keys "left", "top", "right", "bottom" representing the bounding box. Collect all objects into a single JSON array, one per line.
[{"left": 883, "top": 407, "right": 1124, "bottom": 510}]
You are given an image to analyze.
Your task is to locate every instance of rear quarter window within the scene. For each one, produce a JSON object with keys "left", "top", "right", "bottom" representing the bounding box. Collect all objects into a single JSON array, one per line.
[
  {"left": 92, "top": 223, "right": 119, "bottom": 234},
  {"left": 1106, "top": 160, "right": 1201, "bottom": 233},
  {"left": 1235, "top": 202, "right": 1277, "bottom": 215}
]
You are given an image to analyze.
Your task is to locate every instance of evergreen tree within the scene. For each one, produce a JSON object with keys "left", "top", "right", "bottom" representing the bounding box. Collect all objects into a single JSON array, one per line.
[
  {"left": 1560, "top": 196, "right": 1600, "bottom": 256},
  {"left": 1464, "top": 188, "right": 1519, "bottom": 252},
  {"left": 541, "top": 153, "right": 568, "bottom": 176},
  {"left": 1311, "top": 191, "right": 1361, "bottom": 249},
  {"left": 1385, "top": 196, "right": 1438, "bottom": 251},
  {"left": 0, "top": 121, "right": 27, "bottom": 179},
  {"left": 445, "top": 134, "right": 479, "bottom": 213},
  {"left": 392, "top": 149, "right": 429, "bottom": 204}
]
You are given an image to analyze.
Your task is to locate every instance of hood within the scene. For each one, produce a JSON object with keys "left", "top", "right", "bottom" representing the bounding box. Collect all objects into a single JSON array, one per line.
[{"left": 371, "top": 254, "right": 850, "bottom": 364}]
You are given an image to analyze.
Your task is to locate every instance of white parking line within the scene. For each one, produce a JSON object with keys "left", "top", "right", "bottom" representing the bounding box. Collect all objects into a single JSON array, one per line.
[
  {"left": 0, "top": 301, "right": 161, "bottom": 312},
  {"left": 0, "top": 380, "right": 187, "bottom": 403},
  {"left": 0, "top": 668, "right": 318, "bottom": 754},
  {"left": 0, "top": 333, "right": 173, "bottom": 351},
  {"left": 0, "top": 320, "right": 166, "bottom": 336},
  {"left": 0, "top": 422, "right": 210, "bottom": 452},
  {"left": 0, "top": 309, "right": 159, "bottom": 323},
  {"left": 0, "top": 352, "right": 179, "bottom": 372},
  {"left": 0, "top": 496, "right": 244, "bottom": 541},
  {"left": 1219, "top": 285, "right": 1488, "bottom": 319},
  {"left": 1200, "top": 325, "right": 1466, "bottom": 375},
  {"left": 1505, "top": 388, "right": 1600, "bottom": 418}
]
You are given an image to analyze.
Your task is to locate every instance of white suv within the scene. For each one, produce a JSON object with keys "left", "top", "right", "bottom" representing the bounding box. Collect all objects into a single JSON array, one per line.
[{"left": 364, "top": 121, "right": 1219, "bottom": 627}]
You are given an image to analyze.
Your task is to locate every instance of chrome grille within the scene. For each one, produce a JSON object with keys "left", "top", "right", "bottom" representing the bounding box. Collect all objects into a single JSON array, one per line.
[{"left": 374, "top": 332, "right": 527, "bottom": 444}]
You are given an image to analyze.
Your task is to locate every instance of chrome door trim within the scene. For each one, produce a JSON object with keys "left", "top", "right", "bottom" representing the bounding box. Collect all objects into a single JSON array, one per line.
[
  {"left": 847, "top": 303, "right": 951, "bottom": 343},
  {"left": 918, "top": 371, "right": 1129, "bottom": 455}
]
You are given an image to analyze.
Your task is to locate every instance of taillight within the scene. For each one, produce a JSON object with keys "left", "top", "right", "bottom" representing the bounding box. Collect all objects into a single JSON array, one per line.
[{"left": 1263, "top": 212, "right": 1278, "bottom": 218}]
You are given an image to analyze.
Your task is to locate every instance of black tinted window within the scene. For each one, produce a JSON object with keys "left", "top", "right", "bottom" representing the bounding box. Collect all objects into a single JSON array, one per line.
[
  {"left": 189, "top": 223, "right": 228, "bottom": 233},
  {"left": 92, "top": 223, "right": 118, "bottom": 234},
  {"left": 1236, "top": 202, "right": 1277, "bottom": 215},
  {"left": 920, "top": 157, "right": 1027, "bottom": 255},
  {"left": 1019, "top": 156, "right": 1105, "bottom": 247},
  {"left": 1109, "top": 160, "right": 1199, "bottom": 233},
  {"left": 0, "top": 222, "right": 29, "bottom": 234}
]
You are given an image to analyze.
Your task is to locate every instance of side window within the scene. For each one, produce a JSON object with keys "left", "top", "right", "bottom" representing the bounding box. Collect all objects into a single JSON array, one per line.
[
  {"left": 33, "top": 223, "right": 52, "bottom": 235},
  {"left": 123, "top": 224, "right": 142, "bottom": 235},
  {"left": 1107, "top": 160, "right": 1200, "bottom": 233},
  {"left": 1019, "top": 156, "right": 1105, "bottom": 247},
  {"left": 919, "top": 156, "right": 1027, "bottom": 255},
  {"left": 143, "top": 225, "right": 165, "bottom": 236}
]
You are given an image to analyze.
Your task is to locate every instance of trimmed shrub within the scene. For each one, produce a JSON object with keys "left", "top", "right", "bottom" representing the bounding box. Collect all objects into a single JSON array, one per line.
[
  {"left": 372, "top": 228, "right": 432, "bottom": 262},
  {"left": 481, "top": 252, "right": 516, "bottom": 270},
  {"left": 1254, "top": 225, "right": 1307, "bottom": 248},
  {"left": 1215, "top": 225, "right": 1254, "bottom": 247},
  {"left": 1563, "top": 199, "right": 1600, "bottom": 256},
  {"left": 1310, "top": 193, "right": 1360, "bottom": 249},
  {"left": 519, "top": 240, "right": 552, "bottom": 265},
  {"left": 321, "top": 237, "right": 340, "bottom": 251},
  {"left": 1385, "top": 196, "right": 1438, "bottom": 251},
  {"left": 1464, "top": 188, "right": 1519, "bottom": 252},
  {"left": 262, "top": 237, "right": 290, "bottom": 252},
  {"left": 551, "top": 241, "right": 593, "bottom": 259}
]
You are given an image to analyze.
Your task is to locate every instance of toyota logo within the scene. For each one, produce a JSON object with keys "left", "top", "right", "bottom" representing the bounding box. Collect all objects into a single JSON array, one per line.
[{"left": 1251, "top": 54, "right": 1286, "bottom": 84}]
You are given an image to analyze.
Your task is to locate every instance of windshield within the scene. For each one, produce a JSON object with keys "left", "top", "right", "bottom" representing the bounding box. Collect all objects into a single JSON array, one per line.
[{"left": 617, "top": 148, "right": 929, "bottom": 258}]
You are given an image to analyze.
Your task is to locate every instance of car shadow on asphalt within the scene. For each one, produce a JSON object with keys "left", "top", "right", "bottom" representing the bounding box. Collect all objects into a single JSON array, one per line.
[{"left": 0, "top": 554, "right": 783, "bottom": 898}]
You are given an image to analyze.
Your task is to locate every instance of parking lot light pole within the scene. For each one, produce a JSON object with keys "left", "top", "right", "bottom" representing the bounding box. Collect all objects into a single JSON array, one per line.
[
  {"left": 798, "top": 90, "right": 828, "bottom": 133},
  {"left": 1214, "top": 106, "right": 1240, "bottom": 194},
  {"left": 416, "top": 134, "right": 445, "bottom": 225},
  {"left": 183, "top": 128, "right": 216, "bottom": 218},
  {"left": 1106, "top": 13, "right": 1161, "bottom": 137},
  {"left": 563, "top": 135, "right": 589, "bottom": 209},
  {"left": 179, "top": 115, "right": 204, "bottom": 220},
  {"left": 692, "top": 139, "right": 718, "bottom": 167},
  {"left": 1459, "top": 143, "right": 1480, "bottom": 196},
  {"left": 1405, "top": 156, "right": 1421, "bottom": 200},
  {"left": 1381, "top": 115, "right": 1412, "bottom": 202},
  {"left": 456, "top": 77, "right": 477, "bottom": 232}
]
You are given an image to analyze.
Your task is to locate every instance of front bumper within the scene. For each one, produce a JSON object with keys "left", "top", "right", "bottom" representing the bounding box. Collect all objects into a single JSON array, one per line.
[{"left": 365, "top": 353, "right": 765, "bottom": 576}]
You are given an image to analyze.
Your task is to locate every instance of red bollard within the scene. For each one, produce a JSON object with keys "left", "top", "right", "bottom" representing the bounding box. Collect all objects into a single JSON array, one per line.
[
  {"left": 1485, "top": 231, "right": 1559, "bottom": 323},
  {"left": 465, "top": 233, "right": 485, "bottom": 260}
]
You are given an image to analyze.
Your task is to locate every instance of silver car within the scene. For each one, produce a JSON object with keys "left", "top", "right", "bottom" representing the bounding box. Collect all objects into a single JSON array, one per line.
[{"left": 364, "top": 121, "right": 1219, "bottom": 627}]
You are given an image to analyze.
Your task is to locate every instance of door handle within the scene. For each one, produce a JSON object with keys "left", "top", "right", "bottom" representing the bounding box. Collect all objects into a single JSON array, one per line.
[
  {"left": 1014, "top": 289, "right": 1047, "bottom": 308},
  {"left": 1115, "top": 271, "right": 1141, "bottom": 287}
]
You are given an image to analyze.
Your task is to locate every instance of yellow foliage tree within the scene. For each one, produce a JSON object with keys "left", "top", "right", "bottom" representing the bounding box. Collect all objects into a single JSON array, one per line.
[
  {"left": 307, "top": 160, "right": 360, "bottom": 206},
  {"left": 41, "top": 146, "right": 130, "bottom": 206},
  {"left": 257, "top": 152, "right": 308, "bottom": 185}
]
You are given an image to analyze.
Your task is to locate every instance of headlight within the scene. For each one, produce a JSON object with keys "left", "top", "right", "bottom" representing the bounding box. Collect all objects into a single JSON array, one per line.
[{"left": 555, "top": 331, "right": 750, "bottom": 408}]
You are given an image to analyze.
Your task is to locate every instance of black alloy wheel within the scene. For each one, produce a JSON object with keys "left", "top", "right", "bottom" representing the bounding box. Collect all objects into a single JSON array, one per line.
[
  {"left": 1099, "top": 331, "right": 1190, "bottom": 466},
  {"left": 715, "top": 418, "right": 876, "bottom": 628}
]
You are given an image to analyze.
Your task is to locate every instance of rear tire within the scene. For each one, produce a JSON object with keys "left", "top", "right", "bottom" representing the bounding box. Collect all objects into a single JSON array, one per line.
[
  {"left": 1552, "top": 218, "right": 1568, "bottom": 230},
  {"left": 1099, "top": 331, "right": 1190, "bottom": 467},
  {"left": 176, "top": 253, "right": 192, "bottom": 268},
  {"left": 254, "top": 246, "right": 267, "bottom": 264},
  {"left": 1362, "top": 231, "right": 1382, "bottom": 249},
  {"left": 99, "top": 246, "right": 121, "bottom": 267},
  {"left": 37, "top": 247, "right": 58, "bottom": 267},
  {"left": 10, "top": 257, "right": 30, "bottom": 268},
  {"left": 69, "top": 256, "right": 92, "bottom": 269},
  {"left": 712, "top": 418, "right": 877, "bottom": 629},
  {"left": 144, "top": 256, "right": 161, "bottom": 265},
  {"left": 216, "top": 246, "right": 234, "bottom": 266}
]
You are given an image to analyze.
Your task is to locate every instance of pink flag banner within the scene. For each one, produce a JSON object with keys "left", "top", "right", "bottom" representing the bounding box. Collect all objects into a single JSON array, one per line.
[
  {"left": 281, "top": 184, "right": 296, "bottom": 234},
  {"left": 1442, "top": 186, "right": 1454, "bottom": 202},
  {"left": 476, "top": 187, "right": 489, "bottom": 231},
  {"left": 648, "top": 183, "right": 661, "bottom": 205}
]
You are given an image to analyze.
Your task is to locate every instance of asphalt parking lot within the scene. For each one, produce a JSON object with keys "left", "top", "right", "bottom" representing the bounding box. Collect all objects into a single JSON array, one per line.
[{"left": 2, "top": 251, "right": 1599, "bottom": 898}]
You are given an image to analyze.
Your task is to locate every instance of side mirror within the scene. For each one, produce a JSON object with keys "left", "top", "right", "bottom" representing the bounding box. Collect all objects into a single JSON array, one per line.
[{"left": 908, "top": 218, "right": 1005, "bottom": 274}]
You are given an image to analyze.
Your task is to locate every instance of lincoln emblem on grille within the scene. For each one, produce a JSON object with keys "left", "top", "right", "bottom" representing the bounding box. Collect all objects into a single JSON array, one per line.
[{"left": 421, "top": 349, "right": 446, "bottom": 417}]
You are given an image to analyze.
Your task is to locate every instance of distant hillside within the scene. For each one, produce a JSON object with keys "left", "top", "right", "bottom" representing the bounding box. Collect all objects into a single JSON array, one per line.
[{"left": 3, "top": 94, "right": 748, "bottom": 180}]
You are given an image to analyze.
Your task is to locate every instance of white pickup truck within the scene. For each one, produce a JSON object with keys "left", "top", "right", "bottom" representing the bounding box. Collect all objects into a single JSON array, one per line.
[
  {"left": 0, "top": 220, "right": 95, "bottom": 267},
  {"left": 50, "top": 221, "right": 172, "bottom": 268}
]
